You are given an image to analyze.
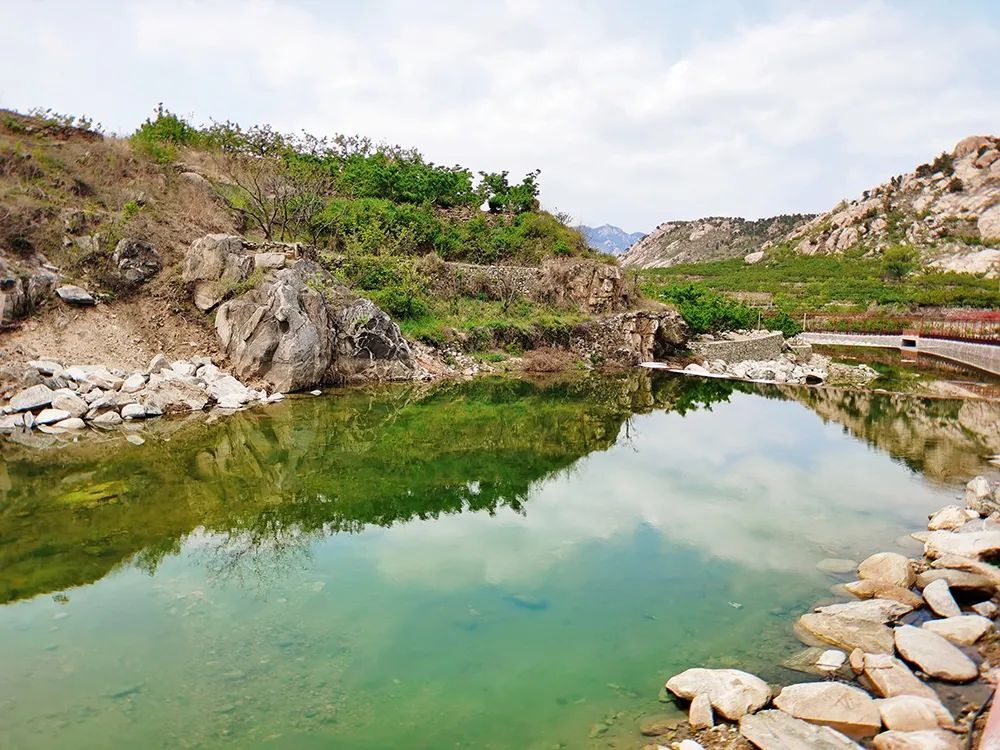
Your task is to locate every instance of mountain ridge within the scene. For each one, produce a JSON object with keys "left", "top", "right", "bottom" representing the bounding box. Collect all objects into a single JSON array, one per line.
[{"left": 577, "top": 224, "right": 645, "bottom": 255}]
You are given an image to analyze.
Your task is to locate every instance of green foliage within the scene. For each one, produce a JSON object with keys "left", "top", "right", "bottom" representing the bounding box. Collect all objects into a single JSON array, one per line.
[
  {"left": 332, "top": 254, "right": 429, "bottom": 319},
  {"left": 131, "top": 105, "right": 203, "bottom": 163},
  {"left": 479, "top": 170, "right": 541, "bottom": 214},
  {"left": 656, "top": 284, "right": 755, "bottom": 334},
  {"left": 641, "top": 246, "right": 1000, "bottom": 313},
  {"left": 881, "top": 245, "right": 918, "bottom": 281},
  {"left": 122, "top": 199, "right": 142, "bottom": 221},
  {"left": 314, "top": 198, "right": 587, "bottom": 264}
]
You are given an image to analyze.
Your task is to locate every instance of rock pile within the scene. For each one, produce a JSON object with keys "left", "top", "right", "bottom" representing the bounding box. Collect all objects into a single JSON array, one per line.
[
  {"left": 0, "top": 355, "right": 282, "bottom": 439},
  {"left": 658, "top": 474, "right": 1000, "bottom": 749},
  {"left": 681, "top": 351, "right": 878, "bottom": 388}
]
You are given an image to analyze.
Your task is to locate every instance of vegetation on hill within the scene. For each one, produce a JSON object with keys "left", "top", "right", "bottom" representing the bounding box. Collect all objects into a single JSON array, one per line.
[
  {"left": 642, "top": 244, "right": 1000, "bottom": 335},
  {"left": 128, "top": 106, "right": 589, "bottom": 265},
  {"left": 0, "top": 106, "right": 610, "bottom": 358}
]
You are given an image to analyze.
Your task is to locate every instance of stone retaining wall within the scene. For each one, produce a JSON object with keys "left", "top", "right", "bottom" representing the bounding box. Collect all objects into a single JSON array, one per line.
[{"left": 690, "top": 332, "right": 785, "bottom": 364}]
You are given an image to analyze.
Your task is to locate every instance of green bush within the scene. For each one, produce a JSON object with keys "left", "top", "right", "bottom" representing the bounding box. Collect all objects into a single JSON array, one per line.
[
  {"left": 332, "top": 254, "right": 430, "bottom": 320},
  {"left": 131, "top": 105, "right": 203, "bottom": 163},
  {"left": 657, "top": 284, "right": 755, "bottom": 334}
]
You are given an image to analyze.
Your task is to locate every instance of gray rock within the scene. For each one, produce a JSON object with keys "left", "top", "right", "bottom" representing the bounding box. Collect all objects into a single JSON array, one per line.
[
  {"left": 53, "top": 417, "right": 85, "bottom": 430},
  {"left": 125, "top": 434, "right": 145, "bottom": 446},
  {"left": 924, "top": 528, "right": 1000, "bottom": 559},
  {"left": 254, "top": 252, "right": 287, "bottom": 271},
  {"left": 0, "top": 414, "right": 25, "bottom": 431},
  {"left": 893, "top": 624, "right": 978, "bottom": 682},
  {"left": 215, "top": 259, "right": 413, "bottom": 392},
  {"left": 664, "top": 668, "right": 771, "bottom": 721},
  {"left": 146, "top": 353, "right": 170, "bottom": 374},
  {"left": 120, "top": 403, "right": 147, "bottom": 420},
  {"left": 739, "top": 710, "right": 862, "bottom": 749},
  {"left": 55, "top": 284, "right": 95, "bottom": 305},
  {"left": 90, "top": 411, "right": 122, "bottom": 426},
  {"left": 916, "top": 568, "right": 994, "bottom": 592},
  {"left": 965, "top": 476, "right": 1000, "bottom": 514},
  {"left": 51, "top": 393, "right": 88, "bottom": 418},
  {"left": 111, "top": 238, "right": 161, "bottom": 284},
  {"left": 136, "top": 379, "right": 209, "bottom": 413},
  {"left": 182, "top": 233, "right": 252, "bottom": 311},
  {"left": 121, "top": 373, "right": 147, "bottom": 393},
  {"left": 9, "top": 384, "right": 55, "bottom": 412},
  {"left": 35, "top": 408, "right": 71, "bottom": 425},
  {"left": 27, "top": 360, "right": 62, "bottom": 376},
  {"left": 972, "top": 601, "right": 998, "bottom": 618},
  {"left": 928, "top": 506, "right": 978, "bottom": 531}
]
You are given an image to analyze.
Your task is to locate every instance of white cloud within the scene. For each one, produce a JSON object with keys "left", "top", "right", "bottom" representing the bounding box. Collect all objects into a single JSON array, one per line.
[{"left": 0, "top": 1, "right": 997, "bottom": 230}]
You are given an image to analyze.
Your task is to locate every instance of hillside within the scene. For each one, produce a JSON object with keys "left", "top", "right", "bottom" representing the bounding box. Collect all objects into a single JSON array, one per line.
[
  {"left": 577, "top": 224, "right": 645, "bottom": 255},
  {"left": 620, "top": 214, "right": 814, "bottom": 269},
  {"left": 0, "top": 108, "right": 686, "bottom": 386},
  {"left": 786, "top": 135, "right": 1000, "bottom": 274}
]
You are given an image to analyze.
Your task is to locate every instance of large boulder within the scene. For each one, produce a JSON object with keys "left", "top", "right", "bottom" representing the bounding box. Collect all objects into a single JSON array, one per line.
[
  {"left": 814, "top": 599, "right": 913, "bottom": 624},
  {"left": 893, "top": 625, "right": 978, "bottom": 682},
  {"left": 664, "top": 668, "right": 771, "bottom": 721},
  {"left": 773, "top": 682, "right": 881, "bottom": 738},
  {"left": 861, "top": 653, "right": 939, "bottom": 701},
  {"left": 872, "top": 729, "right": 960, "bottom": 749},
  {"left": 795, "top": 613, "right": 895, "bottom": 654},
  {"left": 215, "top": 259, "right": 413, "bottom": 392},
  {"left": 739, "top": 710, "right": 861, "bottom": 750},
  {"left": 111, "top": 238, "right": 161, "bottom": 285},
  {"left": 182, "top": 234, "right": 253, "bottom": 311},
  {"left": 0, "top": 259, "right": 59, "bottom": 323},
  {"left": 858, "top": 552, "right": 916, "bottom": 588},
  {"left": 877, "top": 695, "right": 954, "bottom": 732}
]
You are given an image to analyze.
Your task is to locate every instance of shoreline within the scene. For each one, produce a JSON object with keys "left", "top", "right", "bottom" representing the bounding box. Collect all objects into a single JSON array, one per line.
[
  {"left": 2, "top": 346, "right": 999, "bottom": 452},
  {"left": 648, "top": 475, "right": 1000, "bottom": 750}
]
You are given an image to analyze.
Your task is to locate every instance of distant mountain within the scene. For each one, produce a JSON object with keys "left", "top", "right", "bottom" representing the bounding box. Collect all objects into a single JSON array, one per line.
[
  {"left": 620, "top": 215, "right": 814, "bottom": 269},
  {"left": 577, "top": 224, "right": 646, "bottom": 255}
]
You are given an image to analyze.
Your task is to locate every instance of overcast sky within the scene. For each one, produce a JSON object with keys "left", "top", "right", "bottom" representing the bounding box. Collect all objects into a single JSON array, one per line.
[{"left": 2, "top": 1, "right": 997, "bottom": 231}]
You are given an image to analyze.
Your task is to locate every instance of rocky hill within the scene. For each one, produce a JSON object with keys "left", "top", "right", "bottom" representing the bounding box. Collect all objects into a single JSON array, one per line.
[
  {"left": 620, "top": 215, "right": 814, "bottom": 269},
  {"left": 785, "top": 135, "right": 1000, "bottom": 274},
  {"left": 577, "top": 224, "right": 645, "bottom": 255}
]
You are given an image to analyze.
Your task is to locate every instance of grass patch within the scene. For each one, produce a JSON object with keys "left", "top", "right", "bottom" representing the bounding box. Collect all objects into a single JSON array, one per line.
[{"left": 398, "top": 297, "right": 587, "bottom": 349}]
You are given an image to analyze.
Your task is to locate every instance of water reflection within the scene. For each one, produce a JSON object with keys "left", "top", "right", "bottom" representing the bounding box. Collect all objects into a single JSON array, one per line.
[{"left": 1, "top": 373, "right": 998, "bottom": 604}]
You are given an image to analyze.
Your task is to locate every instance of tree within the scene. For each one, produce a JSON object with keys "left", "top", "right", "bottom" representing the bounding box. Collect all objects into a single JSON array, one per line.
[{"left": 882, "top": 245, "right": 918, "bottom": 282}]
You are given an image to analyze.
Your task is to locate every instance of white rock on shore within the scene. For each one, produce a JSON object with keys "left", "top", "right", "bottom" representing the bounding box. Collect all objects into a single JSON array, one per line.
[
  {"left": 893, "top": 625, "right": 978, "bottom": 682},
  {"left": 0, "top": 355, "right": 287, "bottom": 442},
  {"left": 664, "top": 668, "right": 771, "bottom": 720}
]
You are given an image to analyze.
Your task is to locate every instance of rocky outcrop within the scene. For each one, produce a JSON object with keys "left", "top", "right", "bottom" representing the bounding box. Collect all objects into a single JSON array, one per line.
[
  {"left": 620, "top": 214, "right": 814, "bottom": 269},
  {"left": 182, "top": 233, "right": 255, "bottom": 311},
  {"left": 785, "top": 135, "right": 1000, "bottom": 275},
  {"left": 425, "top": 256, "right": 639, "bottom": 314},
  {"left": 215, "top": 259, "right": 414, "bottom": 391},
  {"left": 572, "top": 309, "right": 688, "bottom": 365},
  {"left": 111, "top": 238, "right": 161, "bottom": 285},
  {"left": 0, "top": 256, "right": 59, "bottom": 323}
]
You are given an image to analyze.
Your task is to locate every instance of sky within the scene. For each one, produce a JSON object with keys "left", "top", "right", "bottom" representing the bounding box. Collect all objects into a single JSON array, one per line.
[{"left": 1, "top": 0, "right": 998, "bottom": 232}]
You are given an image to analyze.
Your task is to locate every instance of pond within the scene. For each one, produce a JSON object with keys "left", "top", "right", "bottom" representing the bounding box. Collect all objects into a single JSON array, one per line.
[{"left": 1, "top": 372, "right": 999, "bottom": 749}]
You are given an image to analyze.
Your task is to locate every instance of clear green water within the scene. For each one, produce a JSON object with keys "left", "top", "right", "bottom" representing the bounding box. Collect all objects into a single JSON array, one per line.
[{"left": 1, "top": 373, "right": 997, "bottom": 749}]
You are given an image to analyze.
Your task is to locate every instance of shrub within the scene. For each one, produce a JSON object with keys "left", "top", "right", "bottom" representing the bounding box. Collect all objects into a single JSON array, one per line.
[{"left": 658, "top": 284, "right": 755, "bottom": 334}]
